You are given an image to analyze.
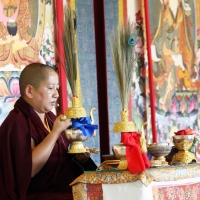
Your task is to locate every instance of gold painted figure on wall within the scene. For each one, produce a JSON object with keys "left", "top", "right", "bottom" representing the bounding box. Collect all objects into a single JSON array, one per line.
[
  {"left": 0, "top": 0, "right": 45, "bottom": 68},
  {"left": 151, "top": 0, "right": 199, "bottom": 106}
]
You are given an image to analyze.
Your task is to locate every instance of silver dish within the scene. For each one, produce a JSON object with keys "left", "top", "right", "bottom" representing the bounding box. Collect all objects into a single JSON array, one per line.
[
  {"left": 147, "top": 143, "right": 172, "bottom": 158},
  {"left": 112, "top": 143, "right": 126, "bottom": 160}
]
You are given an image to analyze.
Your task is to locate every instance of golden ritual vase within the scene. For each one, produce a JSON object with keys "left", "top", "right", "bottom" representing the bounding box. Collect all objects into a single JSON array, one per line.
[
  {"left": 172, "top": 135, "right": 196, "bottom": 165},
  {"left": 112, "top": 109, "right": 136, "bottom": 170},
  {"left": 64, "top": 96, "right": 87, "bottom": 153},
  {"left": 65, "top": 96, "right": 86, "bottom": 119},
  {"left": 64, "top": 97, "right": 98, "bottom": 153}
]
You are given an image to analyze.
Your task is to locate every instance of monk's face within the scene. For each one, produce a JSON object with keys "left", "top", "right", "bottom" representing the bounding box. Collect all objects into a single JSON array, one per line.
[{"left": 31, "top": 71, "right": 59, "bottom": 113}]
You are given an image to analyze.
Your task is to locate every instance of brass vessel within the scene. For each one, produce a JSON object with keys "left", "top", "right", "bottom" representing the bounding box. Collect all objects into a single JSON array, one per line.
[
  {"left": 112, "top": 121, "right": 148, "bottom": 170},
  {"left": 172, "top": 135, "right": 196, "bottom": 164},
  {"left": 112, "top": 110, "right": 136, "bottom": 170},
  {"left": 65, "top": 129, "right": 88, "bottom": 153},
  {"left": 64, "top": 107, "right": 99, "bottom": 154}
]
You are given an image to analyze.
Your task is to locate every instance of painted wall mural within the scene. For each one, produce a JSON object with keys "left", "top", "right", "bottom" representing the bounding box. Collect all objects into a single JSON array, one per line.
[
  {"left": 0, "top": 71, "right": 20, "bottom": 124},
  {"left": 146, "top": 0, "right": 200, "bottom": 143},
  {"left": 0, "top": 0, "right": 55, "bottom": 125}
]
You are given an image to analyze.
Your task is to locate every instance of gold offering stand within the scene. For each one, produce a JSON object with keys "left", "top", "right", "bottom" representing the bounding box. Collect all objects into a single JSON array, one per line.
[
  {"left": 172, "top": 135, "right": 196, "bottom": 165},
  {"left": 112, "top": 109, "right": 136, "bottom": 170}
]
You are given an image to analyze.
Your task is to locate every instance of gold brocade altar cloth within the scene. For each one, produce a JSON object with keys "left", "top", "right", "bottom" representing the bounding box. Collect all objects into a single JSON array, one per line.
[
  {"left": 70, "top": 163, "right": 200, "bottom": 187},
  {"left": 70, "top": 164, "right": 200, "bottom": 199}
]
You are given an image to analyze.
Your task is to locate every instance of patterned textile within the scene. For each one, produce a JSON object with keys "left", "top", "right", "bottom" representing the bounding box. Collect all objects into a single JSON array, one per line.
[
  {"left": 70, "top": 164, "right": 200, "bottom": 187},
  {"left": 87, "top": 184, "right": 103, "bottom": 200},
  {"left": 72, "top": 182, "right": 87, "bottom": 200},
  {"left": 72, "top": 183, "right": 103, "bottom": 200},
  {"left": 152, "top": 182, "right": 200, "bottom": 200}
]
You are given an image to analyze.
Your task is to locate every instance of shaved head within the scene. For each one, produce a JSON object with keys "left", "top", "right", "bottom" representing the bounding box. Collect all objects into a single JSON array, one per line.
[{"left": 19, "top": 63, "right": 57, "bottom": 97}]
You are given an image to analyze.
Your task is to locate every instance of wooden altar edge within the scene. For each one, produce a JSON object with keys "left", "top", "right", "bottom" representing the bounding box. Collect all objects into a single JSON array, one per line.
[{"left": 70, "top": 163, "right": 200, "bottom": 187}]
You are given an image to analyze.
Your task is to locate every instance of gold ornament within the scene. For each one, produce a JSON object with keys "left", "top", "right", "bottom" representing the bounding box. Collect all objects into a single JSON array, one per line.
[
  {"left": 140, "top": 121, "right": 148, "bottom": 153},
  {"left": 67, "top": 141, "right": 87, "bottom": 154},
  {"left": 65, "top": 96, "right": 86, "bottom": 118},
  {"left": 172, "top": 135, "right": 196, "bottom": 164},
  {"left": 60, "top": 114, "right": 67, "bottom": 121},
  {"left": 172, "top": 151, "right": 196, "bottom": 164},
  {"left": 113, "top": 110, "right": 136, "bottom": 132}
]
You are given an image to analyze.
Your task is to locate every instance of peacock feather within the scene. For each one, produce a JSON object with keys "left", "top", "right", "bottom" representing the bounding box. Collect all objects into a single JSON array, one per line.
[{"left": 110, "top": 21, "right": 140, "bottom": 111}]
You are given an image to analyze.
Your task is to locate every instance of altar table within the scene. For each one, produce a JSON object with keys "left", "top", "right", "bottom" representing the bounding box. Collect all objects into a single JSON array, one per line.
[{"left": 70, "top": 163, "right": 200, "bottom": 200}]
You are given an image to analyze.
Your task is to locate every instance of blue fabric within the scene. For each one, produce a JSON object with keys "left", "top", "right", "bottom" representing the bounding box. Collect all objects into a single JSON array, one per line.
[{"left": 70, "top": 117, "right": 98, "bottom": 138}]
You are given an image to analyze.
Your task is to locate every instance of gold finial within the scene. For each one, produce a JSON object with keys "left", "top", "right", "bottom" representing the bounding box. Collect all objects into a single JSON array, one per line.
[
  {"left": 65, "top": 96, "right": 86, "bottom": 118},
  {"left": 113, "top": 109, "right": 136, "bottom": 132}
]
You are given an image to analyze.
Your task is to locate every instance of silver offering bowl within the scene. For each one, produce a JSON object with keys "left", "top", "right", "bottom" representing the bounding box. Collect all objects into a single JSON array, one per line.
[
  {"left": 112, "top": 143, "right": 127, "bottom": 170},
  {"left": 147, "top": 143, "right": 172, "bottom": 166},
  {"left": 64, "top": 129, "right": 88, "bottom": 153},
  {"left": 172, "top": 135, "right": 196, "bottom": 164},
  {"left": 65, "top": 129, "right": 88, "bottom": 142},
  {"left": 112, "top": 143, "right": 126, "bottom": 159},
  {"left": 173, "top": 135, "right": 194, "bottom": 151}
]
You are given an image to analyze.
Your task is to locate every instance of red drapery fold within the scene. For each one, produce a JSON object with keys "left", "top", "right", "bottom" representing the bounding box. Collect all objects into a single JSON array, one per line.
[{"left": 121, "top": 132, "right": 150, "bottom": 174}]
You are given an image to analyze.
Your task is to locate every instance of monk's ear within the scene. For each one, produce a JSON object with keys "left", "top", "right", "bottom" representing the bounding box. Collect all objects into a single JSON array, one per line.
[{"left": 24, "top": 84, "right": 34, "bottom": 98}]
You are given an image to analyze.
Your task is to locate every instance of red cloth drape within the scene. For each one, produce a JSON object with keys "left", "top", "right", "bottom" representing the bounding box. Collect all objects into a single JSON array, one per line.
[{"left": 121, "top": 132, "right": 150, "bottom": 174}]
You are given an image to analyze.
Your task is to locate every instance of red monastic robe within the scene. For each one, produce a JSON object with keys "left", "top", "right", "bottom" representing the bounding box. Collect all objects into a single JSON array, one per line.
[{"left": 0, "top": 97, "right": 96, "bottom": 200}]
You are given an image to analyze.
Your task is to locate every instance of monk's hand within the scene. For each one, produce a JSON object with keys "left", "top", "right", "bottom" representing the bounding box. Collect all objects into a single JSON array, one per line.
[
  {"left": 52, "top": 114, "right": 72, "bottom": 134},
  {"left": 74, "top": 147, "right": 90, "bottom": 164}
]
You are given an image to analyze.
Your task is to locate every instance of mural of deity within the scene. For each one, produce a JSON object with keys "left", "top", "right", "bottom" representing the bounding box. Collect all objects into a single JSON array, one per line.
[
  {"left": 151, "top": 0, "right": 198, "bottom": 105},
  {"left": 146, "top": 0, "right": 200, "bottom": 142},
  {"left": 0, "top": 0, "right": 55, "bottom": 125},
  {"left": 0, "top": 0, "right": 46, "bottom": 68}
]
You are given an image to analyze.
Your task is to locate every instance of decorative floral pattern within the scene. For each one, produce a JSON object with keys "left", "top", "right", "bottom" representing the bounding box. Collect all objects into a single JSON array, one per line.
[
  {"left": 87, "top": 184, "right": 103, "bottom": 200},
  {"left": 72, "top": 182, "right": 87, "bottom": 200},
  {"left": 152, "top": 182, "right": 200, "bottom": 200},
  {"left": 71, "top": 164, "right": 200, "bottom": 200},
  {"left": 0, "top": 71, "right": 20, "bottom": 124},
  {"left": 70, "top": 164, "right": 200, "bottom": 187}
]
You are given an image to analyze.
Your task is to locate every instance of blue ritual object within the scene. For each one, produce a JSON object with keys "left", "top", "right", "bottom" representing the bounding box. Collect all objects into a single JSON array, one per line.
[{"left": 70, "top": 117, "right": 98, "bottom": 138}]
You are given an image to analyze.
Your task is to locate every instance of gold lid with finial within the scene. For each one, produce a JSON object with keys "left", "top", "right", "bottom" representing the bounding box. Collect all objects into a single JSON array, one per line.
[
  {"left": 113, "top": 109, "right": 136, "bottom": 132},
  {"left": 65, "top": 96, "right": 86, "bottom": 118}
]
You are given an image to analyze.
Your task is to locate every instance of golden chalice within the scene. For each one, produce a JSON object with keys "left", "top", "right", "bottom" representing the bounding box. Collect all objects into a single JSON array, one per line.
[{"left": 172, "top": 135, "right": 196, "bottom": 165}]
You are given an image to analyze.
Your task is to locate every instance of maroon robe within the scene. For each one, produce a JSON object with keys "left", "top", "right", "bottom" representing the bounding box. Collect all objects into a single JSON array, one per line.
[{"left": 0, "top": 97, "right": 96, "bottom": 200}]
